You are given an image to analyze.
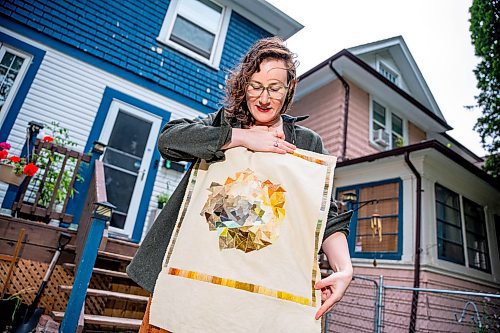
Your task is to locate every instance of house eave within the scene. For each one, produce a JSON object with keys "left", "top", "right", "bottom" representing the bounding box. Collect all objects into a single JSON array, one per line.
[
  {"left": 295, "top": 50, "right": 452, "bottom": 132},
  {"left": 224, "top": 0, "right": 303, "bottom": 39},
  {"left": 336, "top": 140, "right": 499, "bottom": 191}
]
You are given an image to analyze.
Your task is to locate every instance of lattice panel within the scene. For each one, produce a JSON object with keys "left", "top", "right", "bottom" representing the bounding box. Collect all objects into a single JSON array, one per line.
[
  {"left": 0, "top": 258, "right": 111, "bottom": 316},
  {"left": 0, "top": 259, "right": 72, "bottom": 313}
]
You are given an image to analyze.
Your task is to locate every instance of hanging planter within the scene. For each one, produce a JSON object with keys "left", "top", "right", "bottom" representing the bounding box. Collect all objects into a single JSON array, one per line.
[
  {"left": 0, "top": 142, "right": 39, "bottom": 186},
  {"left": 0, "top": 164, "right": 26, "bottom": 186}
]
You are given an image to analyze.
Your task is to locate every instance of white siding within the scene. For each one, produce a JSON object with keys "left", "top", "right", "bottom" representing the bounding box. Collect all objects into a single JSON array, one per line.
[{"left": 0, "top": 27, "right": 207, "bottom": 241}]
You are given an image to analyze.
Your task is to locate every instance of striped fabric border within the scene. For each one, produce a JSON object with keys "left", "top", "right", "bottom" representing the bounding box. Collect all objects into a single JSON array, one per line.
[{"left": 168, "top": 267, "right": 312, "bottom": 306}]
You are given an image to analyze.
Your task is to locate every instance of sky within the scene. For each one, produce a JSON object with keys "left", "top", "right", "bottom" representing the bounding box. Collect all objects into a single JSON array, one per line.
[{"left": 266, "top": 0, "right": 486, "bottom": 157}]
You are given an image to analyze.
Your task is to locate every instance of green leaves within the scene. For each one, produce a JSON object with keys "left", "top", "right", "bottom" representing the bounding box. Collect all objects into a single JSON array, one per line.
[{"left": 469, "top": 0, "right": 500, "bottom": 178}]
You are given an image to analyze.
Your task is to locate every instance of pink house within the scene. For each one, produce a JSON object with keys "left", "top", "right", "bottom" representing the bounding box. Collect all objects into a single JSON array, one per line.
[{"left": 290, "top": 36, "right": 500, "bottom": 331}]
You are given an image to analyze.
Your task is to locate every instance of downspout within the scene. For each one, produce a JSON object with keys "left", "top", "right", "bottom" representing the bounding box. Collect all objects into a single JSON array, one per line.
[
  {"left": 328, "top": 61, "right": 350, "bottom": 161},
  {"left": 404, "top": 152, "right": 422, "bottom": 333}
]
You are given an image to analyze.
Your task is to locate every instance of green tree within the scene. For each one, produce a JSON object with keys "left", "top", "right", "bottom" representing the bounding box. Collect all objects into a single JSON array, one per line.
[{"left": 469, "top": 0, "right": 499, "bottom": 178}]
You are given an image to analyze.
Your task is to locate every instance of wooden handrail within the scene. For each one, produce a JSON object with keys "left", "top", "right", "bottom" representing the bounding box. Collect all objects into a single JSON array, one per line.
[
  {"left": 74, "top": 160, "right": 108, "bottom": 266},
  {"left": 61, "top": 159, "right": 112, "bottom": 332}
]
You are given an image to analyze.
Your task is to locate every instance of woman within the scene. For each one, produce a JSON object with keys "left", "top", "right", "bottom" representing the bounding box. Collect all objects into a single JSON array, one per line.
[{"left": 127, "top": 37, "right": 353, "bottom": 331}]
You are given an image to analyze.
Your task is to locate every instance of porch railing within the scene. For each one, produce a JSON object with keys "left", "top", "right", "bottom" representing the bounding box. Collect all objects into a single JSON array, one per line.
[
  {"left": 11, "top": 139, "right": 91, "bottom": 224},
  {"left": 60, "top": 159, "right": 114, "bottom": 333}
]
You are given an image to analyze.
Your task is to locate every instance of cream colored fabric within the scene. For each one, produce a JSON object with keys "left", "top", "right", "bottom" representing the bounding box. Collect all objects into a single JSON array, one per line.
[{"left": 150, "top": 147, "right": 336, "bottom": 332}]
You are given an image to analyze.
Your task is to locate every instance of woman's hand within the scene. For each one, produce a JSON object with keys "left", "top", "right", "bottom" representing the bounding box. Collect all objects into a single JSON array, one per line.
[
  {"left": 314, "top": 232, "right": 353, "bottom": 320},
  {"left": 224, "top": 127, "right": 295, "bottom": 153}
]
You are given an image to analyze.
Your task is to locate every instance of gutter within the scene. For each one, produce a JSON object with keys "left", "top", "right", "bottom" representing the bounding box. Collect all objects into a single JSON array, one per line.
[
  {"left": 404, "top": 152, "right": 422, "bottom": 333},
  {"left": 336, "top": 140, "right": 500, "bottom": 190},
  {"left": 328, "top": 61, "right": 350, "bottom": 161},
  {"left": 299, "top": 50, "right": 452, "bottom": 131}
]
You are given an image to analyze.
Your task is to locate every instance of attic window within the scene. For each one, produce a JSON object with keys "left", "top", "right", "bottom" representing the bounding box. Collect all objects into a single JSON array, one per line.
[
  {"left": 378, "top": 62, "right": 399, "bottom": 86},
  {"left": 157, "top": 0, "right": 231, "bottom": 68}
]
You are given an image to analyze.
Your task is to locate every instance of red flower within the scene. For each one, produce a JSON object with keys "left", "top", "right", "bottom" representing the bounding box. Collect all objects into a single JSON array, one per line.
[
  {"left": 0, "top": 150, "right": 8, "bottom": 159},
  {"left": 9, "top": 156, "right": 21, "bottom": 163},
  {"left": 43, "top": 136, "right": 54, "bottom": 142},
  {"left": 23, "top": 163, "right": 38, "bottom": 177}
]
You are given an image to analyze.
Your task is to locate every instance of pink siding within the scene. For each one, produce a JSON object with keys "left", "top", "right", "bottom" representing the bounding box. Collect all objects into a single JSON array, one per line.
[
  {"left": 344, "top": 80, "right": 379, "bottom": 159},
  {"left": 408, "top": 121, "right": 427, "bottom": 144},
  {"left": 290, "top": 79, "right": 344, "bottom": 156},
  {"left": 326, "top": 266, "right": 499, "bottom": 333},
  {"left": 291, "top": 79, "right": 379, "bottom": 159}
]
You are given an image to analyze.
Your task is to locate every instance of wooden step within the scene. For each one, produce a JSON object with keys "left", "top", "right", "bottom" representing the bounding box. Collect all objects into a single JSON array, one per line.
[
  {"left": 52, "top": 311, "right": 142, "bottom": 329},
  {"left": 63, "top": 263, "right": 130, "bottom": 279},
  {"left": 59, "top": 285, "right": 148, "bottom": 303},
  {"left": 66, "top": 244, "right": 134, "bottom": 262}
]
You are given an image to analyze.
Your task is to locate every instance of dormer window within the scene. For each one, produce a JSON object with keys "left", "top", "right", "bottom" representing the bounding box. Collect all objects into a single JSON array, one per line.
[
  {"left": 158, "top": 0, "right": 231, "bottom": 69},
  {"left": 378, "top": 62, "right": 399, "bottom": 86}
]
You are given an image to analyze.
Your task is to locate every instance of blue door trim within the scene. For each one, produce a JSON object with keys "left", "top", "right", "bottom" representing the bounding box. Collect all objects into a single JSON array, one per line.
[
  {"left": 335, "top": 178, "right": 403, "bottom": 260},
  {"left": 0, "top": 31, "right": 46, "bottom": 142},
  {"left": 0, "top": 17, "right": 213, "bottom": 115},
  {"left": 77, "top": 87, "right": 171, "bottom": 242}
]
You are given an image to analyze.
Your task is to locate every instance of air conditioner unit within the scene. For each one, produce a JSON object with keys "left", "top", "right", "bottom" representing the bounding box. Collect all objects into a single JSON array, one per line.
[{"left": 373, "top": 129, "right": 390, "bottom": 147}]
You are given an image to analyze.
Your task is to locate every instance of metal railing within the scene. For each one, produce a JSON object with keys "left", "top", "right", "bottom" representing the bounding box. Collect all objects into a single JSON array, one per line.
[{"left": 324, "top": 274, "right": 500, "bottom": 333}]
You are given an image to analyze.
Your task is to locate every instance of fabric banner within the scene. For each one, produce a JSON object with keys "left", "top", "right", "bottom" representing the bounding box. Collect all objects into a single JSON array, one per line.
[{"left": 150, "top": 147, "right": 336, "bottom": 332}]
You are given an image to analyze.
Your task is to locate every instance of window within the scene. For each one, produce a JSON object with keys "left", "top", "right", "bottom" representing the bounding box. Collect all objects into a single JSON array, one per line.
[
  {"left": 338, "top": 179, "right": 402, "bottom": 259},
  {"left": 435, "top": 184, "right": 492, "bottom": 273},
  {"left": 370, "top": 99, "right": 406, "bottom": 149},
  {"left": 379, "top": 62, "right": 399, "bottom": 85},
  {"left": 435, "top": 184, "right": 464, "bottom": 264},
  {"left": 463, "top": 198, "right": 490, "bottom": 272},
  {"left": 0, "top": 45, "right": 31, "bottom": 127},
  {"left": 158, "top": 0, "right": 231, "bottom": 68}
]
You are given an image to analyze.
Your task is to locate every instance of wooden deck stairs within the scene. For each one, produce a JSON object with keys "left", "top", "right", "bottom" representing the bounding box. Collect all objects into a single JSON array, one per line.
[{"left": 53, "top": 238, "right": 148, "bottom": 332}]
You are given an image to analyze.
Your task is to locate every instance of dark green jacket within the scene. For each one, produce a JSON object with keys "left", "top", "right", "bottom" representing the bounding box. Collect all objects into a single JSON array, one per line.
[{"left": 127, "top": 110, "right": 352, "bottom": 293}]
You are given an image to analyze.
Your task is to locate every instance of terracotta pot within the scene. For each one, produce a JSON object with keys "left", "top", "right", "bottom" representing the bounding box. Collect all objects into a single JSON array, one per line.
[{"left": 0, "top": 164, "right": 26, "bottom": 186}]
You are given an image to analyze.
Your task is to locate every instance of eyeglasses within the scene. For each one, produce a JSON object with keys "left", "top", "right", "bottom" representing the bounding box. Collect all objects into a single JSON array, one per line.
[{"left": 246, "top": 81, "right": 288, "bottom": 100}]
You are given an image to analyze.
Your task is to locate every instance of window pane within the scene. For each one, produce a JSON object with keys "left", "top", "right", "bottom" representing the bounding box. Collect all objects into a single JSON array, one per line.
[
  {"left": 177, "top": 0, "right": 222, "bottom": 32},
  {"left": 463, "top": 197, "right": 490, "bottom": 272},
  {"left": 392, "top": 113, "right": 403, "bottom": 136},
  {"left": 107, "top": 111, "right": 152, "bottom": 158},
  {"left": 104, "top": 165, "right": 136, "bottom": 215},
  {"left": 436, "top": 202, "right": 461, "bottom": 226},
  {"left": 435, "top": 184, "right": 459, "bottom": 207},
  {"left": 438, "top": 239, "right": 465, "bottom": 264},
  {"left": 355, "top": 181, "right": 400, "bottom": 254},
  {"left": 171, "top": 15, "right": 215, "bottom": 59},
  {"left": 0, "top": 51, "right": 25, "bottom": 112},
  {"left": 0, "top": 52, "right": 14, "bottom": 66},
  {"left": 437, "top": 222, "right": 463, "bottom": 244},
  {"left": 435, "top": 184, "right": 464, "bottom": 264},
  {"left": 373, "top": 101, "right": 385, "bottom": 124}
]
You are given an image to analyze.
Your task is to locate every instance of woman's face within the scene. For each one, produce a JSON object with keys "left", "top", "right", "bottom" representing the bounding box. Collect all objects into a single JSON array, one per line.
[{"left": 245, "top": 58, "right": 288, "bottom": 126}]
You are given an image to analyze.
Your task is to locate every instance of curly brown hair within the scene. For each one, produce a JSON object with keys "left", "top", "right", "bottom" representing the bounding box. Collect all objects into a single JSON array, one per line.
[{"left": 223, "top": 37, "right": 297, "bottom": 127}]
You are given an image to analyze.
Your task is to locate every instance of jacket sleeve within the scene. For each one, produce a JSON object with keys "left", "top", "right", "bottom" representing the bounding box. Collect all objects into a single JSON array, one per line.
[
  {"left": 157, "top": 111, "right": 233, "bottom": 163},
  {"left": 312, "top": 134, "right": 353, "bottom": 243}
]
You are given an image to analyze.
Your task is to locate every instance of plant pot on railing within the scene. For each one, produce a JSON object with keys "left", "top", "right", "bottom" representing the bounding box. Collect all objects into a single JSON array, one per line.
[
  {"left": 0, "top": 164, "right": 26, "bottom": 186},
  {"left": 0, "top": 142, "right": 39, "bottom": 187}
]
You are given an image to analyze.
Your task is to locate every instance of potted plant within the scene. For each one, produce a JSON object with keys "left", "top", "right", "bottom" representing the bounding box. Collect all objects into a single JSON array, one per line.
[
  {"left": 34, "top": 122, "right": 84, "bottom": 209},
  {"left": 0, "top": 142, "right": 39, "bottom": 186},
  {"left": 157, "top": 193, "right": 170, "bottom": 209}
]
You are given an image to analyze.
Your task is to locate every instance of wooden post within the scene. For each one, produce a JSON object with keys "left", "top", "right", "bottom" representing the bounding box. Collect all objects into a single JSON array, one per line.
[{"left": 59, "top": 213, "right": 107, "bottom": 333}]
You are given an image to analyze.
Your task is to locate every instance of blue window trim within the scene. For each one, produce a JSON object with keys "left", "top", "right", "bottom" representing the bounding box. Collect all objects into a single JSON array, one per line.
[
  {"left": 0, "top": 31, "right": 46, "bottom": 142},
  {"left": 0, "top": 17, "right": 214, "bottom": 115},
  {"left": 335, "top": 178, "right": 403, "bottom": 260},
  {"left": 72, "top": 87, "right": 171, "bottom": 243}
]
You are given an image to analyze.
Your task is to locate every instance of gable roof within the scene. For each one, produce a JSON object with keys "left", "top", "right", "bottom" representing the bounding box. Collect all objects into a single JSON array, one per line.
[
  {"left": 296, "top": 49, "right": 452, "bottom": 132},
  {"left": 348, "top": 36, "right": 444, "bottom": 120}
]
